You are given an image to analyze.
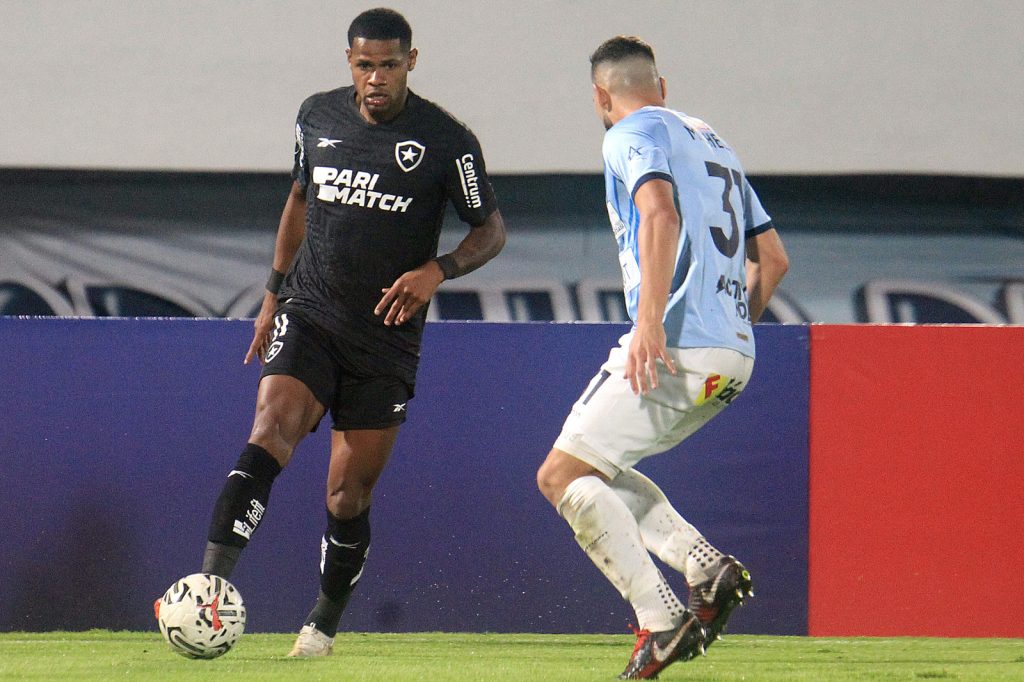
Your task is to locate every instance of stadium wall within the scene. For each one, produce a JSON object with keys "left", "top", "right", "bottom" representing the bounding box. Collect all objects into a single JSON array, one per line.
[
  {"left": 808, "top": 325, "right": 1024, "bottom": 638},
  {"left": 0, "top": 319, "right": 807, "bottom": 635},
  {"left": 2, "top": 319, "right": 1020, "bottom": 637}
]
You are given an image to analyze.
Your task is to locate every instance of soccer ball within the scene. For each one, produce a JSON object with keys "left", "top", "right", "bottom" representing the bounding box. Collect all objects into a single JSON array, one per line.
[{"left": 155, "top": 573, "right": 246, "bottom": 659}]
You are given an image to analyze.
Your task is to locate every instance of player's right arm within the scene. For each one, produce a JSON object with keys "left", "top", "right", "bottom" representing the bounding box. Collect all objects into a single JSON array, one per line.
[
  {"left": 628, "top": 178, "right": 680, "bottom": 395},
  {"left": 244, "top": 180, "right": 306, "bottom": 364}
]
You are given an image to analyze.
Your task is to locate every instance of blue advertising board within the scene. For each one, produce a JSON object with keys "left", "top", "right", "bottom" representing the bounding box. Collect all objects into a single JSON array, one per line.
[{"left": 0, "top": 319, "right": 808, "bottom": 634}]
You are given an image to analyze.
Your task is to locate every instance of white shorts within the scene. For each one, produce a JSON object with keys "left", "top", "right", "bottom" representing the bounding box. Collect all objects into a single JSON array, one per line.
[{"left": 554, "top": 334, "right": 754, "bottom": 478}]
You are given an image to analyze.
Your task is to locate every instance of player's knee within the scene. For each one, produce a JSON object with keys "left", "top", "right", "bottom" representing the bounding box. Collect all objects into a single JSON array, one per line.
[
  {"left": 248, "top": 397, "right": 318, "bottom": 465},
  {"left": 246, "top": 426, "right": 293, "bottom": 467},
  {"left": 248, "top": 408, "right": 306, "bottom": 466},
  {"left": 325, "top": 482, "right": 369, "bottom": 520},
  {"left": 536, "top": 461, "right": 565, "bottom": 507}
]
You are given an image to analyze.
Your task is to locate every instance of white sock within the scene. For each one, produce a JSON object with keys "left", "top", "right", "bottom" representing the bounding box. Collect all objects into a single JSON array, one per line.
[
  {"left": 558, "top": 476, "right": 685, "bottom": 631},
  {"left": 609, "top": 468, "right": 724, "bottom": 586}
]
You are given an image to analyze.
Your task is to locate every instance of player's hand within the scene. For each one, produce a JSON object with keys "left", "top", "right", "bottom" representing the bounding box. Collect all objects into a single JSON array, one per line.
[
  {"left": 244, "top": 292, "right": 278, "bottom": 364},
  {"left": 374, "top": 260, "right": 445, "bottom": 326},
  {"left": 625, "top": 321, "right": 677, "bottom": 395}
]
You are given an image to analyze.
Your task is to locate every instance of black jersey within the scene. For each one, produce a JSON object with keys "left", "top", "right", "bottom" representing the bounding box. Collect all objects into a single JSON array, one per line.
[{"left": 280, "top": 86, "right": 498, "bottom": 382}]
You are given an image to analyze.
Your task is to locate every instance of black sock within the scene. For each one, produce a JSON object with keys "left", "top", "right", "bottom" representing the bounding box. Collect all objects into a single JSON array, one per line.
[
  {"left": 203, "top": 443, "right": 282, "bottom": 576},
  {"left": 202, "top": 542, "right": 242, "bottom": 579},
  {"left": 304, "top": 507, "right": 371, "bottom": 637}
]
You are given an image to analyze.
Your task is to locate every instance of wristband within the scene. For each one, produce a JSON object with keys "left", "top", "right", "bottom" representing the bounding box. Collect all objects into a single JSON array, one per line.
[
  {"left": 265, "top": 268, "right": 286, "bottom": 294},
  {"left": 432, "top": 254, "right": 459, "bottom": 280}
]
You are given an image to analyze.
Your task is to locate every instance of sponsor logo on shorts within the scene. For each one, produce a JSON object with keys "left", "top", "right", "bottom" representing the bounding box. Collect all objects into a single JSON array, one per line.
[
  {"left": 264, "top": 340, "right": 283, "bottom": 362},
  {"left": 392, "top": 402, "right": 407, "bottom": 413},
  {"left": 264, "top": 313, "right": 288, "bottom": 361},
  {"left": 696, "top": 373, "right": 745, "bottom": 406}
]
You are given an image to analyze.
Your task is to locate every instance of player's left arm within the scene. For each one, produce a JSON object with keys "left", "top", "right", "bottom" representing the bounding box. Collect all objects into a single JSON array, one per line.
[
  {"left": 375, "top": 209, "right": 506, "bottom": 326},
  {"left": 744, "top": 226, "right": 788, "bottom": 323}
]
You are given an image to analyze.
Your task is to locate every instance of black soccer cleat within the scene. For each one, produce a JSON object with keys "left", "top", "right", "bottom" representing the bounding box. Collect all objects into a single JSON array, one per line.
[
  {"left": 687, "top": 555, "right": 754, "bottom": 650},
  {"left": 618, "top": 614, "right": 705, "bottom": 679}
]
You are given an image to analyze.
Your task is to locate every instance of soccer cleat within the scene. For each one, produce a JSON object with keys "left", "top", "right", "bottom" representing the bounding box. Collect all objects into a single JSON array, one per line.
[
  {"left": 687, "top": 556, "right": 753, "bottom": 650},
  {"left": 618, "top": 614, "right": 705, "bottom": 679},
  {"left": 286, "top": 624, "right": 334, "bottom": 658}
]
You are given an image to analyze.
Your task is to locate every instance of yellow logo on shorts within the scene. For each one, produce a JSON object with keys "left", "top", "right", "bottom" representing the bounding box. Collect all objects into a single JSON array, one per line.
[{"left": 696, "top": 374, "right": 745, "bottom": 406}]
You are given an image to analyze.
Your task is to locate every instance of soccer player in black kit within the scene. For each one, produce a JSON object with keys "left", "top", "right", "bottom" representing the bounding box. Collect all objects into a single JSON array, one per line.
[{"left": 199, "top": 8, "right": 505, "bottom": 657}]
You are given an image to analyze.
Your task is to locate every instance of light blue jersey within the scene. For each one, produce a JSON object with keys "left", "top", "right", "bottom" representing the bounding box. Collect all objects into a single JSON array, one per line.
[{"left": 603, "top": 106, "right": 773, "bottom": 358}]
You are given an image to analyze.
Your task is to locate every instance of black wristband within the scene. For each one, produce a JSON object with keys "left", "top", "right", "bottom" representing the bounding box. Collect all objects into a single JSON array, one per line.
[
  {"left": 265, "top": 268, "right": 285, "bottom": 294},
  {"left": 432, "top": 254, "right": 459, "bottom": 280}
]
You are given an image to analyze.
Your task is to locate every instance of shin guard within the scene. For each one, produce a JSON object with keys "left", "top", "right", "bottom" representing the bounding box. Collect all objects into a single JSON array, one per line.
[{"left": 207, "top": 443, "right": 282, "bottom": 548}]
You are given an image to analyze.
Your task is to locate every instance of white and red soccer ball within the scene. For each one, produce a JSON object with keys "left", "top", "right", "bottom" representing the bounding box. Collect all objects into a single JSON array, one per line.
[{"left": 155, "top": 573, "right": 246, "bottom": 659}]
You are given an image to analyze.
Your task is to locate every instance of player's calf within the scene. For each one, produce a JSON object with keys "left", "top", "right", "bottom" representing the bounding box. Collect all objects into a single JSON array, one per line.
[
  {"left": 297, "top": 507, "right": 371, "bottom": 643},
  {"left": 204, "top": 443, "right": 282, "bottom": 577}
]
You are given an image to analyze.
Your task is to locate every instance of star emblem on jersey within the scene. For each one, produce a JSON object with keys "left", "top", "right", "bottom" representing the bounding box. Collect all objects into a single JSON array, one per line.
[
  {"left": 395, "top": 140, "right": 425, "bottom": 172},
  {"left": 317, "top": 138, "right": 342, "bottom": 148}
]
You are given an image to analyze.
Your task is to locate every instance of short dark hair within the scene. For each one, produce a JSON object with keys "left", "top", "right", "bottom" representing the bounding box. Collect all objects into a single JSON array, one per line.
[
  {"left": 590, "top": 36, "right": 656, "bottom": 76},
  {"left": 347, "top": 8, "right": 412, "bottom": 50}
]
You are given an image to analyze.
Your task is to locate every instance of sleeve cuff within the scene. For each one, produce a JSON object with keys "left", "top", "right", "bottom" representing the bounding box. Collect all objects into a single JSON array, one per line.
[
  {"left": 630, "top": 171, "right": 674, "bottom": 201},
  {"left": 745, "top": 220, "right": 775, "bottom": 238}
]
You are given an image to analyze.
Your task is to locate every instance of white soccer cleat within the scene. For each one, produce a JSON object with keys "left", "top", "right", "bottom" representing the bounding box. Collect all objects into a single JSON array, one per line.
[{"left": 287, "top": 624, "right": 334, "bottom": 658}]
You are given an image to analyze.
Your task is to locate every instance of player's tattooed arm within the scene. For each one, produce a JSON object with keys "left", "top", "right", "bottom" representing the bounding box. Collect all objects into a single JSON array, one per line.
[
  {"left": 375, "top": 209, "right": 506, "bottom": 326},
  {"left": 433, "top": 208, "right": 506, "bottom": 281}
]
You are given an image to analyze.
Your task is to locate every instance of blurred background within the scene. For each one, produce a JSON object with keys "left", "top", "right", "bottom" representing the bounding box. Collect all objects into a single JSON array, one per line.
[{"left": 1, "top": 0, "right": 1021, "bottom": 323}]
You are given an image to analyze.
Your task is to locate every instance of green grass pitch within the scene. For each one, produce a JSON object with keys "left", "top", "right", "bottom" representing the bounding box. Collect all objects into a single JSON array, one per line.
[{"left": 0, "top": 631, "right": 1021, "bottom": 680}]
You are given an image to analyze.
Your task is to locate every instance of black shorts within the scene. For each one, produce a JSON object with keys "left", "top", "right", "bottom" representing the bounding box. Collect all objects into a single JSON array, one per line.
[{"left": 259, "top": 308, "right": 413, "bottom": 431}]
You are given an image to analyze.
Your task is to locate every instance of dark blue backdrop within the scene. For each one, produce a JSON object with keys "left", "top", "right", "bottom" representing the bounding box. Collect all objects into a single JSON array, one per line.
[{"left": 0, "top": 319, "right": 808, "bottom": 634}]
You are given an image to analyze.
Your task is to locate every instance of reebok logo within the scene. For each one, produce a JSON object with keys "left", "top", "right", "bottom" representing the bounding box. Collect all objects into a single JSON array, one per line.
[
  {"left": 317, "top": 138, "right": 342, "bottom": 148},
  {"left": 392, "top": 403, "right": 407, "bottom": 413},
  {"left": 456, "top": 154, "right": 482, "bottom": 209}
]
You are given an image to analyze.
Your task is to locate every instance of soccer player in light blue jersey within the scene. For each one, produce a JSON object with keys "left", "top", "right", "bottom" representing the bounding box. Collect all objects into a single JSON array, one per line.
[{"left": 537, "top": 36, "right": 788, "bottom": 679}]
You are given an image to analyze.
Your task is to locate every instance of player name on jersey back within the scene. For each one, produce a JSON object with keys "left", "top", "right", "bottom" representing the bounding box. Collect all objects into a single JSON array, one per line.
[{"left": 312, "top": 165, "right": 413, "bottom": 212}]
